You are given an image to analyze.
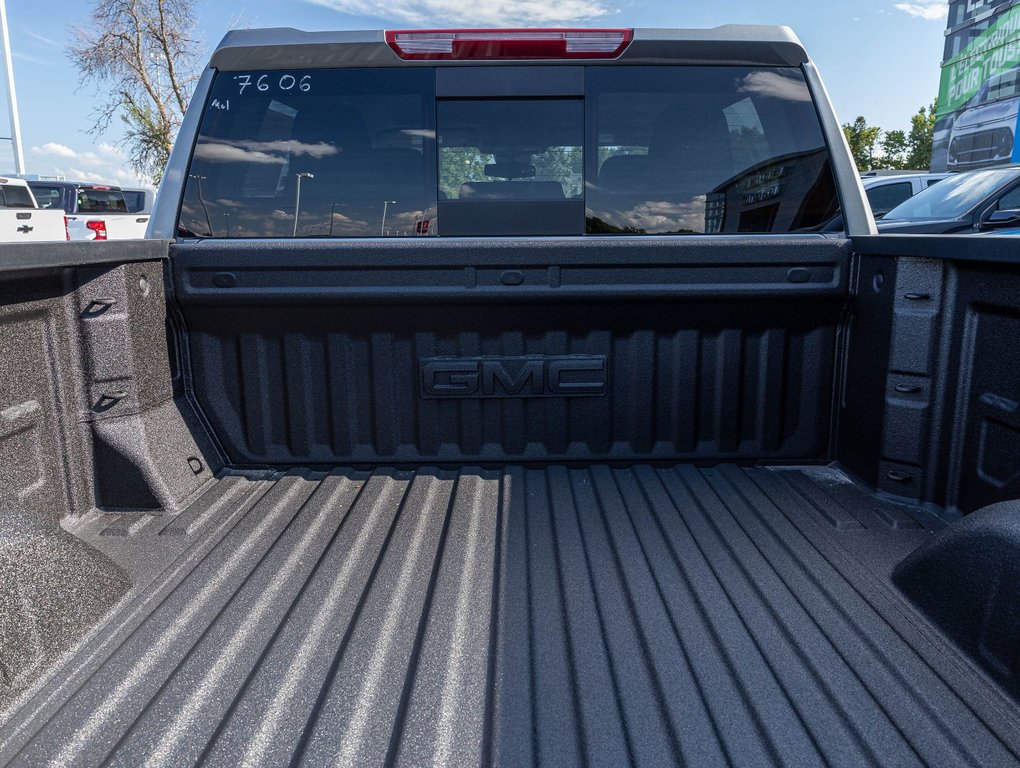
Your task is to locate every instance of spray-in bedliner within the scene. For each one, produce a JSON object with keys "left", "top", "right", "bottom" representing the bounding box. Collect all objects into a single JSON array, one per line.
[{"left": 1, "top": 464, "right": 1018, "bottom": 767}]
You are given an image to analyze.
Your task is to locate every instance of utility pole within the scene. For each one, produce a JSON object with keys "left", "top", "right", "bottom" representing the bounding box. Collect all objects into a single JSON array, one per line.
[
  {"left": 381, "top": 200, "right": 396, "bottom": 237},
  {"left": 0, "top": 0, "right": 25, "bottom": 174},
  {"left": 294, "top": 172, "right": 314, "bottom": 237}
]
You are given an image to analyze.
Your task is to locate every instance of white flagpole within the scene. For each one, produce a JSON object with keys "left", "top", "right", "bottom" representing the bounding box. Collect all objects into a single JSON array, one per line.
[{"left": 0, "top": 0, "right": 25, "bottom": 174}]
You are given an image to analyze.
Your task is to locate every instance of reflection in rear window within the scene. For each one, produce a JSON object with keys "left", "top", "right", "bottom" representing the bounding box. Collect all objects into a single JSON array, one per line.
[
  {"left": 179, "top": 66, "right": 838, "bottom": 238},
  {"left": 180, "top": 69, "right": 436, "bottom": 238},
  {"left": 586, "top": 67, "right": 838, "bottom": 235}
]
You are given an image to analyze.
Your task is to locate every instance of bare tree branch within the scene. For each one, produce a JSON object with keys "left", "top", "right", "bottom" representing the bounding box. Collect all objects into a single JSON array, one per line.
[{"left": 69, "top": 0, "right": 200, "bottom": 183}]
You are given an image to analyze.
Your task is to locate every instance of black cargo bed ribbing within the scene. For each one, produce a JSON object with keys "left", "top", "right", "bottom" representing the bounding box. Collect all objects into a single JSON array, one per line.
[{"left": 2, "top": 465, "right": 1018, "bottom": 767}]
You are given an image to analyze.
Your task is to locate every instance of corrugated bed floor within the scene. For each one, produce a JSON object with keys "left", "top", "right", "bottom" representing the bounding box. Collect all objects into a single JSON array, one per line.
[{"left": 3, "top": 464, "right": 1020, "bottom": 767}]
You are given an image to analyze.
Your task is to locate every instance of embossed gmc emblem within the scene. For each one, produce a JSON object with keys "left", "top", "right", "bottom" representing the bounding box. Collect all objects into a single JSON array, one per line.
[{"left": 419, "top": 356, "right": 608, "bottom": 399}]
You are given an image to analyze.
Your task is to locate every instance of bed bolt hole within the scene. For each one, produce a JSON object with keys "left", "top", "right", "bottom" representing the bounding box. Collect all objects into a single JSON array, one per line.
[
  {"left": 187, "top": 457, "right": 204, "bottom": 475},
  {"left": 138, "top": 275, "right": 150, "bottom": 297},
  {"left": 872, "top": 271, "right": 884, "bottom": 292}
]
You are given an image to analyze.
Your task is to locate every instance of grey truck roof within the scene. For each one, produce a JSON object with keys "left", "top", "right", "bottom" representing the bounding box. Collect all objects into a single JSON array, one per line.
[{"left": 209, "top": 25, "right": 810, "bottom": 70}]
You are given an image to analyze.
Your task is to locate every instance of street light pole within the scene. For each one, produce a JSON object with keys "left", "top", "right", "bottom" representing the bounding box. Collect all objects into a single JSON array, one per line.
[
  {"left": 381, "top": 200, "right": 396, "bottom": 237},
  {"left": 294, "top": 172, "right": 314, "bottom": 237},
  {"left": 188, "top": 174, "right": 212, "bottom": 236},
  {"left": 0, "top": 0, "right": 25, "bottom": 173}
]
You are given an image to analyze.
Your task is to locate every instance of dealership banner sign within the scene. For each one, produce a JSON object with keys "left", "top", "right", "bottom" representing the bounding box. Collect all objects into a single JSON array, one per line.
[{"left": 939, "top": 4, "right": 1020, "bottom": 116}]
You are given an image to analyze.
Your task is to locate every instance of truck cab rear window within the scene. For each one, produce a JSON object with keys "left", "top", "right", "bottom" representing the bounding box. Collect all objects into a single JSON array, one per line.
[
  {"left": 77, "top": 189, "right": 128, "bottom": 214},
  {"left": 179, "top": 66, "right": 837, "bottom": 238},
  {"left": 0, "top": 185, "right": 34, "bottom": 209},
  {"left": 438, "top": 99, "right": 584, "bottom": 236}
]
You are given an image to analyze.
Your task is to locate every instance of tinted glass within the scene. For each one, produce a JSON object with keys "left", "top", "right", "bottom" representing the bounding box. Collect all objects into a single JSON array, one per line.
[
  {"left": 77, "top": 189, "right": 128, "bottom": 213},
  {"left": 180, "top": 69, "right": 436, "bottom": 238},
  {"left": 437, "top": 98, "right": 584, "bottom": 236},
  {"left": 586, "top": 67, "right": 838, "bottom": 235},
  {"left": 866, "top": 182, "right": 914, "bottom": 214},
  {"left": 180, "top": 65, "right": 836, "bottom": 238},
  {"left": 884, "top": 170, "right": 1020, "bottom": 220},
  {"left": 122, "top": 190, "right": 146, "bottom": 213},
  {"left": 996, "top": 185, "right": 1020, "bottom": 210},
  {"left": 30, "top": 185, "right": 63, "bottom": 210},
  {"left": 0, "top": 185, "right": 35, "bottom": 208}
]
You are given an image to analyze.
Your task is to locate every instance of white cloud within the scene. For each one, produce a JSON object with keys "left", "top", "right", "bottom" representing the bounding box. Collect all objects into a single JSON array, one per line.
[
  {"left": 25, "top": 140, "right": 151, "bottom": 186},
  {"left": 97, "top": 142, "right": 125, "bottom": 159},
  {"left": 31, "top": 142, "right": 77, "bottom": 159},
  {"left": 192, "top": 142, "right": 287, "bottom": 165},
  {"left": 738, "top": 71, "right": 812, "bottom": 102},
  {"left": 12, "top": 52, "right": 48, "bottom": 65},
  {"left": 69, "top": 168, "right": 107, "bottom": 182},
  {"left": 308, "top": 0, "right": 612, "bottom": 26},
  {"left": 590, "top": 196, "right": 708, "bottom": 234},
  {"left": 22, "top": 30, "right": 60, "bottom": 48},
  {"left": 894, "top": 1, "right": 948, "bottom": 20}
]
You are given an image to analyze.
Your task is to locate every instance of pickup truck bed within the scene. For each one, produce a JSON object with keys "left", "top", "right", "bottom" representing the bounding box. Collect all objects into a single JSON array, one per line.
[
  {"left": 4, "top": 25, "right": 1020, "bottom": 767},
  {"left": 2, "top": 234, "right": 1020, "bottom": 766},
  {"left": 3, "top": 462, "right": 1018, "bottom": 767}
]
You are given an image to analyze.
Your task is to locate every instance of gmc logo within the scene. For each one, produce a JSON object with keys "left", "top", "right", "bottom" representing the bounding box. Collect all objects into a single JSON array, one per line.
[{"left": 420, "top": 356, "right": 608, "bottom": 399}]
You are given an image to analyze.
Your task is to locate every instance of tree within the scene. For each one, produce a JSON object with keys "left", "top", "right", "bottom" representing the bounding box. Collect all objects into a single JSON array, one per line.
[
  {"left": 842, "top": 116, "right": 882, "bottom": 172},
  {"left": 69, "top": 0, "right": 200, "bottom": 183},
  {"left": 906, "top": 101, "right": 937, "bottom": 171},
  {"left": 879, "top": 130, "right": 908, "bottom": 170}
]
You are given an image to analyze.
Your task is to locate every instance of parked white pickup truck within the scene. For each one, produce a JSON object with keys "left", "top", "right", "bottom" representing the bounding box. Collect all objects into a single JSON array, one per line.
[
  {"left": 28, "top": 180, "right": 149, "bottom": 240},
  {"left": 0, "top": 177, "right": 67, "bottom": 242}
]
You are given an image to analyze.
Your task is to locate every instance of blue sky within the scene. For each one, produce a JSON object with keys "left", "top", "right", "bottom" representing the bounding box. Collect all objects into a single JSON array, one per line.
[{"left": 4, "top": 0, "right": 948, "bottom": 184}]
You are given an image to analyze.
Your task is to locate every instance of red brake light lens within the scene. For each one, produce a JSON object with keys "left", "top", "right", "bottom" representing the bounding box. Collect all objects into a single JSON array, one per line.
[
  {"left": 86, "top": 220, "right": 108, "bottom": 240},
  {"left": 385, "top": 29, "right": 633, "bottom": 60}
]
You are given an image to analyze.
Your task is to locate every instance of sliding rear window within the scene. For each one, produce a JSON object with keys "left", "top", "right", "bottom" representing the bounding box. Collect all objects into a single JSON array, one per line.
[{"left": 179, "top": 66, "right": 837, "bottom": 238}]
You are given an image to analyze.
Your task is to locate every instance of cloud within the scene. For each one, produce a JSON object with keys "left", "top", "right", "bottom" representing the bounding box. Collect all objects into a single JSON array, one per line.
[
  {"left": 27, "top": 140, "right": 151, "bottom": 186},
  {"left": 590, "top": 196, "right": 708, "bottom": 234},
  {"left": 12, "top": 52, "right": 48, "bottom": 65},
  {"left": 193, "top": 142, "right": 287, "bottom": 165},
  {"left": 98, "top": 142, "right": 125, "bottom": 159},
  {"left": 192, "top": 139, "right": 340, "bottom": 165},
  {"left": 22, "top": 30, "right": 60, "bottom": 48},
  {"left": 31, "top": 142, "right": 77, "bottom": 159},
  {"left": 69, "top": 168, "right": 108, "bottom": 182},
  {"left": 233, "top": 139, "right": 339, "bottom": 158},
  {"left": 894, "top": 1, "right": 948, "bottom": 20},
  {"left": 307, "top": 0, "right": 612, "bottom": 26},
  {"left": 738, "top": 71, "right": 812, "bottom": 102}
]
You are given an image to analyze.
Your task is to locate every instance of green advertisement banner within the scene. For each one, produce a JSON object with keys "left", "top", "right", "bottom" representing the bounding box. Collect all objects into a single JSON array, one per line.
[{"left": 938, "top": 4, "right": 1020, "bottom": 116}]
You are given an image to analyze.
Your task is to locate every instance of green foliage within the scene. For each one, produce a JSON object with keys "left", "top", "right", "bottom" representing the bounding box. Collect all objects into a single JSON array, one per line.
[
  {"left": 439, "top": 146, "right": 583, "bottom": 199},
  {"left": 439, "top": 148, "right": 489, "bottom": 199},
  {"left": 879, "top": 130, "right": 909, "bottom": 170},
  {"left": 843, "top": 116, "right": 882, "bottom": 172},
  {"left": 906, "top": 101, "right": 937, "bottom": 171},
  {"left": 844, "top": 101, "right": 938, "bottom": 172}
]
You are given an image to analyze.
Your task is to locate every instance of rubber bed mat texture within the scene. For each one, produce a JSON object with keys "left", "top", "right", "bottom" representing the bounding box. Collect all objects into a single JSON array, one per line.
[{"left": 1, "top": 465, "right": 1018, "bottom": 767}]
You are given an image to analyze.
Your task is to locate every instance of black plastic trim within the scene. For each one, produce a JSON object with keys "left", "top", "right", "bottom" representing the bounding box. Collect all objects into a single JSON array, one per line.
[
  {"left": 854, "top": 234, "right": 1020, "bottom": 265},
  {"left": 0, "top": 241, "right": 168, "bottom": 274}
]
